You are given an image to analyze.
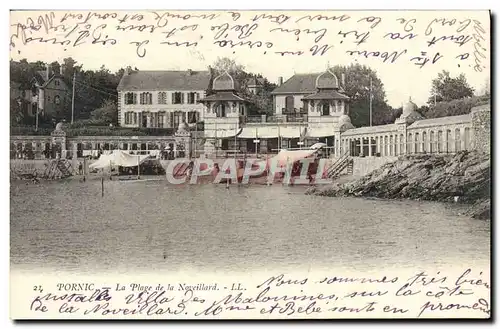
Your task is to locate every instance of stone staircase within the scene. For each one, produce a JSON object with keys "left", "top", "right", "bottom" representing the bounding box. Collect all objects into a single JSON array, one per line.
[{"left": 325, "top": 152, "right": 353, "bottom": 179}]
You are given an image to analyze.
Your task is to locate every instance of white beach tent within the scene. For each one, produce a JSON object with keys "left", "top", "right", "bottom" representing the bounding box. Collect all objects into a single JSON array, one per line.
[{"left": 89, "top": 150, "right": 150, "bottom": 170}]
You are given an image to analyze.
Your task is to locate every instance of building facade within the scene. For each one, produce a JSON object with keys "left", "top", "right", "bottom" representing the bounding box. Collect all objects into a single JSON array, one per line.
[
  {"left": 204, "top": 69, "right": 351, "bottom": 155},
  {"left": 117, "top": 68, "right": 211, "bottom": 129}
]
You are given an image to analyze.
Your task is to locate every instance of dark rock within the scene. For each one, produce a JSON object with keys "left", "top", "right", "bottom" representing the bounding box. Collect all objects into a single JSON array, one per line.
[{"left": 311, "top": 151, "right": 490, "bottom": 219}]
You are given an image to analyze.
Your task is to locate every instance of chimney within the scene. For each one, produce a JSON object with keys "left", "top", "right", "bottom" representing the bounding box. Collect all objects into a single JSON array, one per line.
[
  {"left": 125, "top": 66, "right": 132, "bottom": 75},
  {"left": 46, "top": 65, "right": 50, "bottom": 79},
  {"left": 59, "top": 64, "right": 64, "bottom": 76},
  {"left": 341, "top": 73, "right": 346, "bottom": 89},
  {"left": 278, "top": 77, "right": 283, "bottom": 86}
]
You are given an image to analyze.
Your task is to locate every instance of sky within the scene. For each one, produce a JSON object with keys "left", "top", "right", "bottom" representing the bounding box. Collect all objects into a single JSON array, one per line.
[{"left": 9, "top": 10, "right": 491, "bottom": 108}]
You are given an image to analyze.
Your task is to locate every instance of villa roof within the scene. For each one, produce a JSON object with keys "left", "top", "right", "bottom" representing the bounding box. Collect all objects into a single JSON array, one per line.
[
  {"left": 199, "top": 91, "right": 247, "bottom": 102},
  {"left": 270, "top": 73, "right": 320, "bottom": 94},
  {"left": 117, "top": 70, "right": 211, "bottom": 91},
  {"left": 408, "top": 114, "right": 471, "bottom": 129},
  {"left": 342, "top": 124, "right": 398, "bottom": 136},
  {"left": 302, "top": 90, "right": 349, "bottom": 101}
]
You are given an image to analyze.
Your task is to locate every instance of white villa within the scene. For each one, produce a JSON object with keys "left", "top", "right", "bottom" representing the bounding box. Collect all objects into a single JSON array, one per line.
[
  {"left": 201, "top": 68, "right": 352, "bottom": 155},
  {"left": 117, "top": 67, "right": 211, "bottom": 129}
]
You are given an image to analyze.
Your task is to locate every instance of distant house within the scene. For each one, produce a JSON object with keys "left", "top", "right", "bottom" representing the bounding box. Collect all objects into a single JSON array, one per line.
[
  {"left": 245, "top": 77, "right": 265, "bottom": 95},
  {"left": 10, "top": 66, "right": 69, "bottom": 118},
  {"left": 117, "top": 68, "right": 212, "bottom": 129}
]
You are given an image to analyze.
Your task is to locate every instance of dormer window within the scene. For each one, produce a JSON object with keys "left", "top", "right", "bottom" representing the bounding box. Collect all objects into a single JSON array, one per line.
[{"left": 54, "top": 79, "right": 60, "bottom": 86}]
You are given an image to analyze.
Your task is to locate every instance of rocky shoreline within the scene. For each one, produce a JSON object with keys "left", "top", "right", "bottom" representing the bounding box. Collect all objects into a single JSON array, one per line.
[{"left": 307, "top": 151, "right": 491, "bottom": 220}]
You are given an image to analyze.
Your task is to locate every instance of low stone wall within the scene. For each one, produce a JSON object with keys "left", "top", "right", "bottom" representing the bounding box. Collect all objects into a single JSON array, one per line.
[{"left": 351, "top": 156, "right": 398, "bottom": 177}]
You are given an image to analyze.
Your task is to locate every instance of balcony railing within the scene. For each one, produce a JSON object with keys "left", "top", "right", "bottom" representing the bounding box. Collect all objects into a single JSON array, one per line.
[{"left": 241, "top": 114, "right": 308, "bottom": 124}]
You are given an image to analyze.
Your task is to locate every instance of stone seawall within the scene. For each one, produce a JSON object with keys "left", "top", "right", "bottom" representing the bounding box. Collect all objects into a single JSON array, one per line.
[
  {"left": 471, "top": 105, "right": 491, "bottom": 154},
  {"left": 351, "top": 156, "right": 398, "bottom": 177}
]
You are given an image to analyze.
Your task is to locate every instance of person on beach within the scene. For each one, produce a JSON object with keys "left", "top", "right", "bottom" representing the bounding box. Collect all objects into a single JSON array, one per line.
[{"left": 31, "top": 172, "right": 40, "bottom": 184}]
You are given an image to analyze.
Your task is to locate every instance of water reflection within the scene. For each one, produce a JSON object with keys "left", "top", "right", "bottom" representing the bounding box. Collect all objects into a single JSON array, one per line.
[{"left": 10, "top": 179, "right": 490, "bottom": 275}]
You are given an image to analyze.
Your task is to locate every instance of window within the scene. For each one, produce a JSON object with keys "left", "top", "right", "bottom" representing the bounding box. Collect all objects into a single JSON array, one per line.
[
  {"left": 399, "top": 134, "right": 404, "bottom": 155},
  {"left": 54, "top": 79, "right": 60, "bottom": 86},
  {"left": 216, "top": 103, "right": 226, "bottom": 117},
  {"left": 464, "top": 127, "right": 470, "bottom": 150},
  {"left": 158, "top": 92, "right": 167, "bottom": 104},
  {"left": 455, "top": 128, "right": 461, "bottom": 152},
  {"left": 239, "top": 104, "right": 245, "bottom": 116},
  {"left": 415, "top": 133, "right": 420, "bottom": 153},
  {"left": 187, "top": 92, "right": 196, "bottom": 104},
  {"left": 285, "top": 96, "right": 294, "bottom": 112},
  {"left": 125, "top": 92, "right": 137, "bottom": 105},
  {"left": 47, "top": 96, "right": 51, "bottom": 103},
  {"left": 54, "top": 95, "right": 61, "bottom": 105},
  {"left": 133, "top": 112, "right": 137, "bottom": 125},
  {"left": 430, "top": 131, "right": 435, "bottom": 153},
  {"left": 408, "top": 133, "right": 413, "bottom": 154},
  {"left": 447, "top": 129, "right": 453, "bottom": 152},
  {"left": 422, "top": 131, "right": 427, "bottom": 152},
  {"left": 158, "top": 112, "right": 165, "bottom": 128},
  {"left": 321, "top": 103, "right": 330, "bottom": 116},
  {"left": 140, "top": 92, "right": 152, "bottom": 105},
  {"left": 173, "top": 111, "right": 185, "bottom": 128},
  {"left": 125, "top": 112, "right": 135, "bottom": 125},
  {"left": 437, "top": 131, "right": 443, "bottom": 152},
  {"left": 173, "top": 92, "right": 183, "bottom": 104},
  {"left": 188, "top": 111, "right": 198, "bottom": 124}
]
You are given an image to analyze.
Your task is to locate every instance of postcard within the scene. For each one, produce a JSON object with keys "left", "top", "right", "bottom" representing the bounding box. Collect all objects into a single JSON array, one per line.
[{"left": 9, "top": 9, "right": 491, "bottom": 320}]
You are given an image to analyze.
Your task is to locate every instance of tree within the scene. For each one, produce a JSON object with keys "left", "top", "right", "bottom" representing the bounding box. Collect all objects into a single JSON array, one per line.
[
  {"left": 422, "top": 95, "right": 489, "bottom": 119},
  {"left": 212, "top": 57, "right": 245, "bottom": 75},
  {"left": 10, "top": 98, "right": 24, "bottom": 125},
  {"left": 428, "top": 70, "right": 474, "bottom": 104},
  {"left": 90, "top": 99, "right": 118, "bottom": 125},
  {"left": 332, "top": 64, "right": 392, "bottom": 127}
]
